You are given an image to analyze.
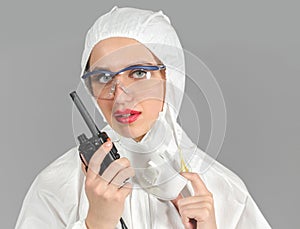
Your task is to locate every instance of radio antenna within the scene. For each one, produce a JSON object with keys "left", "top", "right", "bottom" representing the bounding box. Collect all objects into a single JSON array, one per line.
[{"left": 69, "top": 91, "right": 100, "bottom": 137}]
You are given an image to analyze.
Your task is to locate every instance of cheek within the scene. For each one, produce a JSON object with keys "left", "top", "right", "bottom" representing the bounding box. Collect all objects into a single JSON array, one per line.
[
  {"left": 97, "top": 101, "right": 113, "bottom": 122},
  {"left": 141, "top": 99, "right": 164, "bottom": 120}
]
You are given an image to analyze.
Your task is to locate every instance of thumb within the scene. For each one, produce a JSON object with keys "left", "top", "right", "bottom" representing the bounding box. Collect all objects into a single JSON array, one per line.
[
  {"left": 81, "top": 162, "right": 87, "bottom": 176},
  {"left": 171, "top": 193, "right": 183, "bottom": 211}
]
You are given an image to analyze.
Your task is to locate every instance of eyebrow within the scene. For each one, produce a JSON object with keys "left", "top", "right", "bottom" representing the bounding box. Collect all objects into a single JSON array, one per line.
[{"left": 91, "top": 61, "right": 156, "bottom": 72}]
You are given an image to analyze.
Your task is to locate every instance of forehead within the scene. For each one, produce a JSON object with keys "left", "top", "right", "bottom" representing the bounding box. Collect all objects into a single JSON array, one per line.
[{"left": 89, "top": 37, "right": 156, "bottom": 71}]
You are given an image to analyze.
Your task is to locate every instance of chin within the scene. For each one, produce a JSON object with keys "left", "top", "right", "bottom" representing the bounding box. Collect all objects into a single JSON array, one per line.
[{"left": 115, "top": 125, "right": 147, "bottom": 140}]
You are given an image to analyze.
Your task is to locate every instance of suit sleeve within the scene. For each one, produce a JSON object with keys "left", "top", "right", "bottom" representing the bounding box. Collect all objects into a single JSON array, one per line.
[
  {"left": 15, "top": 176, "right": 88, "bottom": 229},
  {"left": 236, "top": 194, "right": 272, "bottom": 229}
]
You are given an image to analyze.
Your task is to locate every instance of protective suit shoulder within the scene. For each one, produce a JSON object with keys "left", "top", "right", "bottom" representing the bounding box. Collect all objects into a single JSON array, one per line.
[
  {"left": 34, "top": 146, "right": 81, "bottom": 191},
  {"left": 15, "top": 146, "right": 87, "bottom": 229},
  {"left": 211, "top": 159, "right": 249, "bottom": 192}
]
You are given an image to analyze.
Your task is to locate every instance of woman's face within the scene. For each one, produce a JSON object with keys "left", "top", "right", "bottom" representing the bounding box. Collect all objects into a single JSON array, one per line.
[{"left": 88, "top": 37, "right": 166, "bottom": 142}]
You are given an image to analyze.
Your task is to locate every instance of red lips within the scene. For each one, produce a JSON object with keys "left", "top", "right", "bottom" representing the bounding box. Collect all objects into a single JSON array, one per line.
[{"left": 113, "top": 109, "right": 141, "bottom": 124}]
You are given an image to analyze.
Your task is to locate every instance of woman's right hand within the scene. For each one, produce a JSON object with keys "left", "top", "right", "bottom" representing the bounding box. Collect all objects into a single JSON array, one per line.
[{"left": 82, "top": 140, "right": 135, "bottom": 229}]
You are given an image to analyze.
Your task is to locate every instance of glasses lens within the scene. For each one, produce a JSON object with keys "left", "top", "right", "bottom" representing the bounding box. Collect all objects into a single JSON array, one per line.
[
  {"left": 82, "top": 42, "right": 166, "bottom": 100},
  {"left": 85, "top": 66, "right": 164, "bottom": 100}
]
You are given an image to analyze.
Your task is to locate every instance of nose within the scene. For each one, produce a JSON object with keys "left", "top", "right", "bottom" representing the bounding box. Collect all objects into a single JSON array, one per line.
[{"left": 112, "top": 76, "right": 134, "bottom": 103}]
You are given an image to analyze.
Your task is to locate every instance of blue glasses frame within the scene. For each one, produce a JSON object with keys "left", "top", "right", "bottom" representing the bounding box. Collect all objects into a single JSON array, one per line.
[{"left": 81, "top": 64, "right": 166, "bottom": 79}]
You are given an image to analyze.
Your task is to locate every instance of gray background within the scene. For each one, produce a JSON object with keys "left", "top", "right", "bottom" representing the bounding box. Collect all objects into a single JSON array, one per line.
[{"left": 1, "top": 1, "right": 299, "bottom": 228}]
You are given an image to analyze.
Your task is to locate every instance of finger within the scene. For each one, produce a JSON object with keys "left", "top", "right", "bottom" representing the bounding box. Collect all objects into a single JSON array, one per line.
[
  {"left": 87, "top": 176, "right": 108, "bottom": 195},
  {"left": 118, "top": 181, "right": 133, "bottom": 197},
  {"left": 179, "top": 201, "right": 212, "bottom": 215},
  {"left": 171, "top": 194, "right": 183, "bottom": 210},
  {"left": 181, "top": 214, "right": 194, "bottom": 229},
  {"left": 81, "top": 162, "right": 87, "bottom": 176},
  {"left": 109, "top": 167, "right": 135, "bottom": 189},
  {"left": 180, "top": 172, "right": 210, "bottom": 196},
  {"left": 178, "top": 195, "right": 213, "bottom": 208},
  {"left": 181, "top": 208, "right": 211, "bottom": 223},
  {"left": 101, "top": 157, "right": 131, "bottom": 183},
  {"left": 86, "top": 140, "right": 113, "bottom": 180}
]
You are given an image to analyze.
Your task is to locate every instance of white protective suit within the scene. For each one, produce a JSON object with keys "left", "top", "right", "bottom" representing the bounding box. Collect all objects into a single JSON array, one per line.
[{"left": 15, "top": 6, "right": 271, "bottom": 229}]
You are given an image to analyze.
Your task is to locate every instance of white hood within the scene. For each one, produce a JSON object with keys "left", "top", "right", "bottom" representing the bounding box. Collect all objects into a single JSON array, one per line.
[{"left": 79, "top": 6, "right": 203, "bottom": 200}]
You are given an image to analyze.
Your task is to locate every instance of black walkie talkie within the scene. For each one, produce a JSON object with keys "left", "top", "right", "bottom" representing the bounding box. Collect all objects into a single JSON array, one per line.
[
  {"left": 69, "top": 91, "right": 120, "bottom": 175},
  {"left": 70, "top": 91, "right": 128, "bottom": 229}
]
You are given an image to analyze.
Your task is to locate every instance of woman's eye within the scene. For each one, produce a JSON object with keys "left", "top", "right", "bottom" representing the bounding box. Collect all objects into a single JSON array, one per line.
[
  {"left": 132, "top": 70, "right": 147, "bottom": 79},
  {"left": 99, "top": 75, "right": 113, "bottom": 83},
  {"left": 92, "top": 74, "right": 113, "bottom": 83}
]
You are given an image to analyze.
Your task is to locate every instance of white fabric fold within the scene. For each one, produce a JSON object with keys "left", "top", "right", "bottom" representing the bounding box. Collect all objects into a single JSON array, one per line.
[{"left": 16, "top": 146, "right": 271, "bottom": 228}]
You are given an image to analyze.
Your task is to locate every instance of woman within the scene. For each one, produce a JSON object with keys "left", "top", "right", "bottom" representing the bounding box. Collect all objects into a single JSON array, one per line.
[{"left": 16, "top": 6, "right": 271, "bottom": 229}]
